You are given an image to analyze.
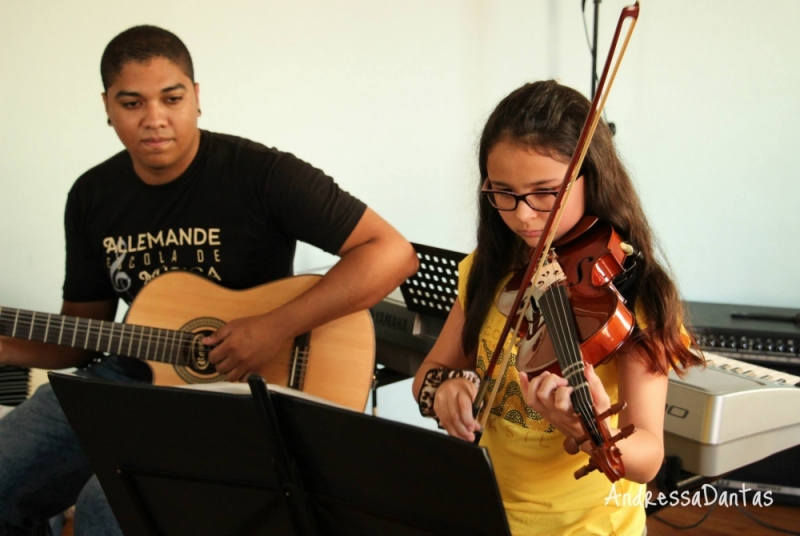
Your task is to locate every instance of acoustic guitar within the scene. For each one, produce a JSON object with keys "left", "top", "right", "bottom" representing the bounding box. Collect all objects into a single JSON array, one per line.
[{"left": 0, "top": 271, "right": 375, "bottom": 412}]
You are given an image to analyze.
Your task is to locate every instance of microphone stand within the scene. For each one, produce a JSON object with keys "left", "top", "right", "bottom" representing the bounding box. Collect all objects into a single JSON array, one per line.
[
  {"left": 587, "top": 0, "right": 616, "bottom": 134},
  {"left": 591, "top": 0, "right": 601, "bottom": 99}
]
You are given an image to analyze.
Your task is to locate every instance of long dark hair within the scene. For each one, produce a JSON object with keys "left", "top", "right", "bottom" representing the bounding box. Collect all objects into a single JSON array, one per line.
[{"left": 462, "top": 80, "right": 701, "bottom": 375}]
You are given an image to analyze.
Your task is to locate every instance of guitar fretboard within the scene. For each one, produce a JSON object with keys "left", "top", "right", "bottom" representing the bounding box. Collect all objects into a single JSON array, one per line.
[{"left": 0, "top": 306, "right": 197, "bottom": 366}]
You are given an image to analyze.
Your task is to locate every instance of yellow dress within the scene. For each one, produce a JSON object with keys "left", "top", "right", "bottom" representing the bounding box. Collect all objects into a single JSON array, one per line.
[{"left": 460, "top": 252, "right": 647, "bottom": 535}]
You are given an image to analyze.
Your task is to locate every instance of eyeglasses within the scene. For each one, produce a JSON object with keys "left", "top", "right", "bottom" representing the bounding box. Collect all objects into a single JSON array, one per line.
[{"left": 480, "top": 178, "right": 560, "bottom": 212}]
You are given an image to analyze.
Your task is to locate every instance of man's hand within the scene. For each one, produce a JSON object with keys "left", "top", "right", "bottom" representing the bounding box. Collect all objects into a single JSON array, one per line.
[{"left": 202, "top": 312, "right": 292, "bottom": 382}]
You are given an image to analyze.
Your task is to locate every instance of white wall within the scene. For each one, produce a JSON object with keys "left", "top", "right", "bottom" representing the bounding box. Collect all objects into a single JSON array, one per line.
[{"left": 2, "top": 1, "right": 799, "bottom": 423}]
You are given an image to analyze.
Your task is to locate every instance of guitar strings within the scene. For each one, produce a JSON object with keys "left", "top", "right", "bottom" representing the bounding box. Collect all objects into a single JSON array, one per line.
[
  {"left": 0, "top": 308, "right": 314, "bottom": 370},
  {"left": 1, "top": 309, "right": 198, "bottom": 362},
  {"left": 4, "top": 316, "right": 317, "bottom": 374}
]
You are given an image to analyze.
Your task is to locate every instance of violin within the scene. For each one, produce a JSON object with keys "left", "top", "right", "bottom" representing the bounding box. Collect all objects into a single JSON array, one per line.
[
  {"left": 503, "top": 215, "right": 635, "bottom": 376},
  {"left": 510, "top": 215, "right": 638, "bottom": 481},
  {"left": 472, "top": 2, "right": 640, "bottom": 483}
]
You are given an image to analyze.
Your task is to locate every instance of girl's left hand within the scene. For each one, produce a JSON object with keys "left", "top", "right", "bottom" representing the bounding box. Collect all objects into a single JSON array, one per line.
[{"left": 519, "top": 364, "right": 611, "bottom": 442}]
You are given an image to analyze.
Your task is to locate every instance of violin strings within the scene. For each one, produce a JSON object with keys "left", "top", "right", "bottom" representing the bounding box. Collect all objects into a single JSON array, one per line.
[
  {"left": 547, "top": 289, "right": 599, "bottom": 443},
  {"left": 550, "top": 286, "right": 600, "bottom": 442},
  {"left": 551, "top": 288, "right": 595, "bottom": 417},
  {"left": 541, "top": 286, "right": 602, "bottom": 444}
]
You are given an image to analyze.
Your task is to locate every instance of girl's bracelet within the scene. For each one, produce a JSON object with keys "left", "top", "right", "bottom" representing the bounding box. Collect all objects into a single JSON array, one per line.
[{"left": 417, "top": 367, "right": 480, "bottom": 419}]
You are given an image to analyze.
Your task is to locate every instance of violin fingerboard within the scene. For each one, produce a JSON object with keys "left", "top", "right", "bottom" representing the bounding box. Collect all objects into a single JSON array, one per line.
[{"left": 540, "top": 285, "right": 604, "bottom": 445}]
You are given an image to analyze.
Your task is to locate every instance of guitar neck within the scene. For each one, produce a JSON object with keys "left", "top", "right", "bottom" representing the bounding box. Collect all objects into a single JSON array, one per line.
[{"left": 0, "top": 306, "right": 193, "bottom": 366}]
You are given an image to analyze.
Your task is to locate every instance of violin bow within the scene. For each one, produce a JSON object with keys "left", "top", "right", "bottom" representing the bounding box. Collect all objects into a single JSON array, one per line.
[{"left": 473, "top": 2, "right": 640, "bottom": 429}]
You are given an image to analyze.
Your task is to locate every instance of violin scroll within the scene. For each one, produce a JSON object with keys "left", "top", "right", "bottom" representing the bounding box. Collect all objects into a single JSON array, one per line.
[
  {"left": 563, "top": 400, "right": 637, "bottom": 482},
  {"left": 563, "top": 400, "right": 627, "bottom": 454}
]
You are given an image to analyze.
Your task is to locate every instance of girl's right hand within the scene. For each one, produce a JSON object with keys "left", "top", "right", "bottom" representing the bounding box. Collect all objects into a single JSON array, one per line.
[{"left": 433, "top": 378, "right": 482, "bottom": 442}]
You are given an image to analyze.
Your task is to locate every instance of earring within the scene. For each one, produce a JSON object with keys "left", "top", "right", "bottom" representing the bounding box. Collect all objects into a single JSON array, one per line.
[
  {"left": 107, "top": 118, "right": 111, "bottom": 126},
  {"left": 197, "top": 108, "right": 202, "bottom": 116}
]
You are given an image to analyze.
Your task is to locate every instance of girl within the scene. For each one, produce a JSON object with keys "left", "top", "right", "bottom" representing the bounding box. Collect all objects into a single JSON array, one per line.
[{"left": 412, "top": 80, "right": 700, "bottom": 535}]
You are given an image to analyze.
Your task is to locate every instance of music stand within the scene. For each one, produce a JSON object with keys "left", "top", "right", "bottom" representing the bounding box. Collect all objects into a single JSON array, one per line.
[
  {"left": 372, "top": 243, "right": 467, "bottom": 391},
  {"left": 49, "top": 372, "right": 510, "bottom": 536},
  {"left": 400, "top": 243, "right": 467, "bottom": 320}
]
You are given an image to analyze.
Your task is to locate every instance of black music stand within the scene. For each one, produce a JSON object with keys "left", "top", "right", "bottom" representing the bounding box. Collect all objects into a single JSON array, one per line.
[
  {"left": 49, "top": 372, "right": 510, "bottom": 536},
  {"left": 400, "top": 242, "right": 467, "bottom": 320},
  {"left": 372, "top": 243, "right": 467, "bottom": 392}
]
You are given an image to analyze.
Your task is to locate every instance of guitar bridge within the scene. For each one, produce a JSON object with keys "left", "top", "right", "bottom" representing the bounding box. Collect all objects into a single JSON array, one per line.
[{"left": 288, "top": 332, "right": 311, "bottom": 391}]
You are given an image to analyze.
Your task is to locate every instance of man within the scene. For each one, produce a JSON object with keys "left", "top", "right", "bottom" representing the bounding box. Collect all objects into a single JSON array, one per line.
[{"left": 0, "top": 25, "right": 417, "bottom": 535}]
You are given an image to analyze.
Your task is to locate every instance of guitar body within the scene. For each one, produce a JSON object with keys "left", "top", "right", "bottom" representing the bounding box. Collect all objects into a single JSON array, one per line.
[{"left": 126, "top": 271, "right": 375, "bottom": 412}]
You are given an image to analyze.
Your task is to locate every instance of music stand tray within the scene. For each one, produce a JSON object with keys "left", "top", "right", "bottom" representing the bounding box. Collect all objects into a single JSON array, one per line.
[
  {"left": 49, "top": 372, "right": 510, "bottom": 536},
  {"left": 401, "top": 242, "right": 467, "bottom": 320}
]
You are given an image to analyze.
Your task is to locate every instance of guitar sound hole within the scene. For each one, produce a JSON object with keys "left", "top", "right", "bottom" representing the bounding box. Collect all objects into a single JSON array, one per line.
[
  {"left": 175, "top": 316, "right": 226, "bottom": 383},
  {"left": 189, "top": 330, "right": 217, "bottom": 375}
]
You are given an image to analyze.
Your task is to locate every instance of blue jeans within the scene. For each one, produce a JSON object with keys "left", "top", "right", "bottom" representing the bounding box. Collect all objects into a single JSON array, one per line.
[{"left": 0, "top": 357, "right": 145, "bottom": 536}]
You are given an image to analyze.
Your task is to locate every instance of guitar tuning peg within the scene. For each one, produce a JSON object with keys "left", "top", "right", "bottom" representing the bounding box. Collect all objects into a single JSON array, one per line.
[{"left": 597, "top": 400, "right": 627, "bottom": 421}]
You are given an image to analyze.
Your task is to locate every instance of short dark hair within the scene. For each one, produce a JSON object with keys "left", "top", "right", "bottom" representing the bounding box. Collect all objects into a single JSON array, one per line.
[{"left": 100, "top": 25, "right": 194, "bottom": 91}]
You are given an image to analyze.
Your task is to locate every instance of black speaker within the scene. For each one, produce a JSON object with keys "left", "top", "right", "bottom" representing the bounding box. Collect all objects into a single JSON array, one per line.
[
  {"left": 0, "top": 365, "right": 30, "bottom": 406},
  {"left": 718, "top": 445, "right": 800, "bottom": 506}
]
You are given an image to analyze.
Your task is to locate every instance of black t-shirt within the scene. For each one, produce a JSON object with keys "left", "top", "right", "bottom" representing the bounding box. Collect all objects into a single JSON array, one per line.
[{"left": 63, "top": 130, "right": 366, "bottom": 304}]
